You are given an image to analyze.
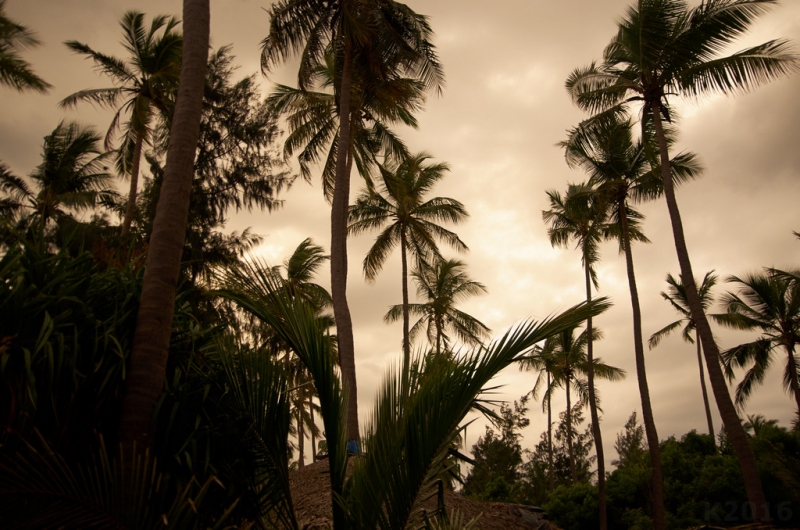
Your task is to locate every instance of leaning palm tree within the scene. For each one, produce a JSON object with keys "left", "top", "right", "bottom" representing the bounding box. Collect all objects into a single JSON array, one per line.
[
  {"left": 650, "top": 271, "right": 720, "bottom": 438},
  {"left": 542, "top": 181, "right": 611, "bottom": 527},
  {"left": 119, "top": 0, "right": 208, "bottom": 447},
  {"left": 349, "top": 153, "right": 468, "bottom": 369},
  {"left": 565, "top": 0, "right": 799, "bottom": 519},
  {"left": 60, "top": 11, "right": 182, "bottom": 238},
  {"left": 716, "top": 270, "right": 800, "bottom": 419},
  {"left": 0, "top": 0, "right": 50, "bottom": 93},
  {"left": 386, "top": 258, "right": 490, "bottom": 357},
  {"left": 261, "top": 0, "right": 444, "bottom": 446},
  {"left": 522, "top": 326, "right": 625, "bottom": 485}
]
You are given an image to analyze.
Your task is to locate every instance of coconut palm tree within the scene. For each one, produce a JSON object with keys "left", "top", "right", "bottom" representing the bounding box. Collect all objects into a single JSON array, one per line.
[
  {"left": 119, "top": 0, "right": 208, "bottom": 447},
  {"left": 559, "top": 114, "right": 702, "bottom": 526},
  {"left": 522, "top": 326, "right": 624, "bottom": 485},
  {"left": 60, "top": 11, "right": 182, "bottom": 238},
  {"left": 349, "top": 153, "right": 468, "bottom": 369},
  {"left": 650, "top": 271, "right": 720, "bottom": 438},
  {"left": 0, "top": 122, "right": 115, "bottom": 240},
  {"left": 717, "top": 270, "right": 800, "bottom": 419},
  {"left": 267, "top": 45, "right": 425, "bottom": 200},
  {"left": 386, "top": 258, "right": 489, "bottom": 357},
  {"left": 542, "top": 181, "right": 612, "bottom": 526},
  {"left": 0, "top": 0, "right": 50, "bottom": 93},
  {"left": 565, "top": 0, "right": 799, "bottom": 519},
  {"left": 261, "top": 0, "right": 444, "bottom": 445}
]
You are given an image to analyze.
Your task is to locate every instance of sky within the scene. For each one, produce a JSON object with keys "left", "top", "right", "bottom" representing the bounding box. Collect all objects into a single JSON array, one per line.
[{"left": 3, "top": 0, "right": 800, "bottom": 469}]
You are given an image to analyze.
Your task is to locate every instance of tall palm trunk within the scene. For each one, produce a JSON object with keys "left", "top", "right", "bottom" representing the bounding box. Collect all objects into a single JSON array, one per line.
[
  {"left": 696, "top": 329, "right": 715, "bottom": 438},
  {"left": 546, "top": 371, "right": 554, "bottom": 492},
  {"left": 119, "top": 0, "right": 209, "bottom": 446},
  {"left": 565, "top": 375, "right": 577, "bottom": 484},
  {"left": 298, "top": 406, "right": 305, "bottom": 469},
  {"left": 619, "top": 199, "right": 665, "bottom": 530},
  {"left": 585, "top": 264, "right": 607, "bottom": 529},
  {"left": 311, "top": 396, "right": 317, "bottom": 463},
  {"left": 651, "top": 102, "right": 767, "bottom": 521},
  {"left": 121, "top": 133, "right": 143, "bottom": 238},
  {"left": 400, "top": 227, "right": 410, "bottom": 370},
  {"left": 330, "top": 39, "right": 359, "bottom": 445}
]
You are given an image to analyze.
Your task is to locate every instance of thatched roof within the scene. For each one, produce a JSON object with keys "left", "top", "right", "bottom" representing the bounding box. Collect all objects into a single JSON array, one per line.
[{"left": 289, "top": 458, "right": 559, "bottom": 529}]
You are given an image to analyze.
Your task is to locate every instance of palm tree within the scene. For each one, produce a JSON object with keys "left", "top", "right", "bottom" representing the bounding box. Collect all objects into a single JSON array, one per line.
[
  {"left": 349, "top": 153, "right": 468, "bottom": 369},
  {"left": 261, "top": 0, "right": 444, "bottom": 445},
  {"left": 60, "top": 11, "right": 182, "bottom": 238},
  {"left": 273, "top": 238, "right": 332, "bottom": 467},
  {"left": 542, "top": 181, "right": 611, "bottom": 526},
  {"left": 559, "top": 114, "right": 702, "bottom": 526},
  {"left": 0, "top": 0, "right": 50, "bottom": 93},
  {"left": 119, "top": 0, "right": 208, "bottom": 447},
  {"left": 523, "top": 326, "right": 624, "bottom": 485},
  {"left": 0, "top": 121, "right": 114, "bottom": 232},
  {"left": 518, "top": 344, "right": 559, "bottom": 492},
  {"left": 650, "top": 271, "right": 720, "bottom": 438},
  {"left": 386, "top": 258, "right": 489, "bottom": 357},
  {"left": 267, "top": 45, "right": 425, "bottom": 200},
  {"left": 565, "top": 0, "right": 799, "bottom": 519},
  {"left": 716, "top": 270, "right": 800, "bottom": 419}
]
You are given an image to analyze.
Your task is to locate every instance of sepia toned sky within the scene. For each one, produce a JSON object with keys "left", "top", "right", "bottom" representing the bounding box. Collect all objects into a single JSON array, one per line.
[{"left": 3, "top": 0, "right": 800, "bottom": 467}]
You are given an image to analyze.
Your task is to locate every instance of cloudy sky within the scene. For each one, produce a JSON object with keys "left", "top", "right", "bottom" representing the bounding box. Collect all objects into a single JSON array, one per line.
[{"left": 4, "top": 0, "right": 800, "bottom": 467}]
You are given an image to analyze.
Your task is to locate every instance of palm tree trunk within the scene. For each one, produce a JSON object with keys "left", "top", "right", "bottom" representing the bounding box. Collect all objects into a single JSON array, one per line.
[
  {"left": 651, "top": 101, "right": 767, "bottom": 521},
  {"left": 120, "top": 133, "right": 143, "bottom": 238},
  {"left": 565, "top": 376, "right": 577, "bottom": 484},
  {"left": 696, "top": 330, "right": 715, "bottom": 439},
  {"left": 585, "top": 264, "right": 607, "bottom": 529},
  {"left": 620, "top": 198, "right": 665, "bottom": 530},
  {"left": 311, "top": 397, "right": 317, "bottom": 463},
  {"left": 547, "top": 372, "right": 554, "bottom": 492},
  {"left": 786, "top": 341, "right": 800, "bottom": 419},
  {"left": 400, "top": 227, "right": 410, "bottom": 370},
  {"left": 119, "top": 0, "right": 209, "bottom": 447},
  {"left": 298, "top": 406, "right": 305, "bottom": 469},
  {"left": 331, "top": 39, "right": 359, "bottom": 446}
]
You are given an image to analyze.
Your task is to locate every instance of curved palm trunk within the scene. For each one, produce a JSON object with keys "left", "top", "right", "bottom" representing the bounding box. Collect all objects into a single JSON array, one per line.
[
  {"left": 547, "top": 372, "right": 554, "bottom": 492},
  {"left": 331, "top": 40, "right": 359, "bottom": 445},
  {"left": 565, "top": 375, "right": 577, "bottom": 484},
  {"left": 400, "top": 227, "right": 410, "bottom": 371},
  {"left": 619, "top": 199, "right": 665, "bottom": 530},
  {"left": 585, "top": 265, "right": 607, "bottom": 529},
  {"left": 696, "top": 330, "right": 715, "bottom": 438},
  {"left": 120, "top": 134, "right": 143, "bottom": 238},
  {"left": 651, "top": 102, "right": 767, "bottom": 521},
  {"left": 119, "top": 0, "right": 209, "bottom": 446}
]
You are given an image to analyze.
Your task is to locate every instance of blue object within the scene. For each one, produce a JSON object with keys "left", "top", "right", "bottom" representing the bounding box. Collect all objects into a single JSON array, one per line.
[{"left": 346, "top": 439, "right": 362, "bottom": 455}]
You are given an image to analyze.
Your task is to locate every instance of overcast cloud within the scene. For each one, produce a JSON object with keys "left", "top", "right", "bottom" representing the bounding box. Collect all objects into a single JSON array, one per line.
[{"left": 3, "top": 0, "right": 800, "bottom": 467}]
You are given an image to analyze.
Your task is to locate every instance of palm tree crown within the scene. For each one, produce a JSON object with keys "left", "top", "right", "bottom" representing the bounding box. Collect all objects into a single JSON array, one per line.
[
  {"left": 60, "top": 11, "right": 182, "bottom": 237},
  {"left": 385, "top": 258, "right": 489, "bottom": 355},
  {"left": 717, "top": 270, "right": 800, "bottom": 418},
  {"left": 0, "top": 0, "right": 50, "bottom": 93},
  {"left": 1, "top": 121, "right": 113, "bottom": 230},
  {"left": 649, "top": 271, "right": 720, "bottom": 438}
]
